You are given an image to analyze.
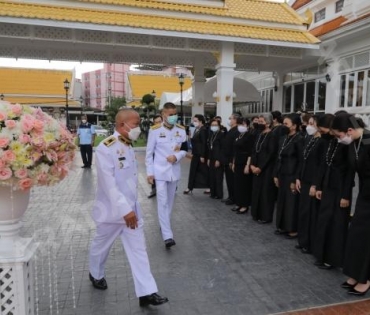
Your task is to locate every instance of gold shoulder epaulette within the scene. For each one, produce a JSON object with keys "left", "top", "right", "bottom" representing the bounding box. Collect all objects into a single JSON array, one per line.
[
  {"left": 103, "top": 136, "right": 116, "bottom": 147},
  {"left": 176, "top": 124, "right": 185, "bottom": 130},
  {"left": 151, "top": 123, "right": 161, "bottom": 130}
]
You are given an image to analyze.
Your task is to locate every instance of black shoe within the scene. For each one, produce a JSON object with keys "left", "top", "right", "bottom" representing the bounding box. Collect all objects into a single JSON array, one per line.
[
  {"left": 183, "top": 189, "right": 192, "bottom": 195},
  {"left": 318, "top": 263, "right": 333, "bottom": 270},
  {"left": 347, "top": 286, "right": 370, "bottom": 296},
  {"left": 314, "top": 260, "right": 324, "bottom": 266},
  {"left": 225, "top": 200, "right": 235, "bottom": 205},
  {"left": 274, "top": 229, "right": 287, "bottom": 235},
  {"left": 285, "top": 234, "right": 298, "bottom": 239},
  {"left": 341, "top": 281, "right": 357, "bottom": 289},
  {"left": 203, "top": 190, "right": 211, "bottom": 195},
  {"left": 139, "top": 293, "right": 169, "bottom": 307},
  {"left": 301, "top": 247, "right": 311, "bottom": 254},
  {"left": 164, "top": 238, "right": 176, "bottom": 249},
  {"left": 89, "top": 273, "right": 108, "bottom": 290},
  {"left": 214, "top": 196, "right": 221, "bottom": 200},
  {"left": 148, "top": 191, "right": 156, "bottom": 198},
  {"left": 231, "top": 206, "right": 240, "bottom": 212},
  {"left": 236, "top": 207, "right": 249, "bottom": 214}
]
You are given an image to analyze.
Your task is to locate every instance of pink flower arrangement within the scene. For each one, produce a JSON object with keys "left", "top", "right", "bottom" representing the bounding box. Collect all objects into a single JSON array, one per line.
[{"left": 0, "top": 101, "right": 76, "bottom": 190}]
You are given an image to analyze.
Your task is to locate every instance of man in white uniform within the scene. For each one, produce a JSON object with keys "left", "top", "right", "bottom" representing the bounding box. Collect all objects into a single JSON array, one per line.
[
  {"left": 146, "top": 103, "right": 187, "bottom": 248},
  {"left": 89, "top": 108, "right": 168, "bottom": 307}
]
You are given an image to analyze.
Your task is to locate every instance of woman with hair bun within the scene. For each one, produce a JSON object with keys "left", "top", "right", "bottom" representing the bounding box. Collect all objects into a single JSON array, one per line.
[
  {"left": 331, "top": 114, "right": 370, "bottom": 296},
  {"left": 313, "top": 113, "right": 353, "bottom": 270},
  {"left": 273, "top": 113, "right": 304, "bottom": 238}
]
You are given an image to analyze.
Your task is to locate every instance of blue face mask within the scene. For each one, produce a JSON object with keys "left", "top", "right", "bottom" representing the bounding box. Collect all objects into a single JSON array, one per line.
[{"left": 167, "top": 115, "right": 178, "bottom": 125}]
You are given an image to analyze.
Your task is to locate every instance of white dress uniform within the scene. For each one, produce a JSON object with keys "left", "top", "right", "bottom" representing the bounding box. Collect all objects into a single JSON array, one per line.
[
  {"left": 145, "top": 123, "right": 187, "bottom": 241},
  {"left": 89, "top": 131, "right": 158, "bottom": 297}
]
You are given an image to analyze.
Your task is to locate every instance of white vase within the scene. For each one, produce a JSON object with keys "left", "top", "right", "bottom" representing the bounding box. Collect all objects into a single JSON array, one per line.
[{"left": 0, "top": 185, "right": 33, "bottom": 260}]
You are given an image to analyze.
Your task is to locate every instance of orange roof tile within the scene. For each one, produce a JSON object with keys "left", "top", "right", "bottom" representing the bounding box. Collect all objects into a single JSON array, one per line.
[
  {"left": 292, "top": 0, "right": 312, "bottom": 10},
  {"left": 310, "top": 16, "right": 347, "bottom": 37}
]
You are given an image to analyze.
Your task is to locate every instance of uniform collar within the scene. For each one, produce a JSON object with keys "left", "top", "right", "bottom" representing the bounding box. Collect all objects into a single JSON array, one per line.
[
  {"left": 163, "top": 122, "right": 174, "bottom": 130},
  {"left": 114, "top": 131, "right": 132, "bottom": 146}
]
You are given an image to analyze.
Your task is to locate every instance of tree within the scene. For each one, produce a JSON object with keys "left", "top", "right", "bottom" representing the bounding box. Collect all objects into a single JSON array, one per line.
[{"left": 104, "top": 97, "right": 127, "bottom": 123}]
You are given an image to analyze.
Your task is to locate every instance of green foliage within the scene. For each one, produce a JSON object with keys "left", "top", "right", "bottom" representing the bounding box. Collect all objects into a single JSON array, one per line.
[{"left": 104, "top": 97, "right": 127, "bottom": 123}]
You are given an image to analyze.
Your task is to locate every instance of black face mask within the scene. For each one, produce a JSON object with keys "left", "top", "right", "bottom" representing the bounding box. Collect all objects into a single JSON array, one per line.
[
  {"left": 321, "top": 133, "right": 334, "bottom": 141},
  {"left": 253, "top": 122, "right": 259, "bottom": 129},
  {"left": 281, "top": 125, "right": 290, "bottom": 135},
  {"left": 258, "top": 124, "right": 266, "bottom": 131}
]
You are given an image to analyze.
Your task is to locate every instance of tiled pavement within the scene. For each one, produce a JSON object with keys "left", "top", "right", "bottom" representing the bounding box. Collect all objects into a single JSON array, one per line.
[{"left": 22, "top": 148, "right": 369, "bottom": 315}]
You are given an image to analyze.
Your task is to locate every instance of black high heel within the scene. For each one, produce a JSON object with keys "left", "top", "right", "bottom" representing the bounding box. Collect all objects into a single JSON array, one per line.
[
  {"left": 341, "top": 281, "right": 357, "bottom": 289},
  {"left": 236, "top": 207, "right": 249, "bottom": 214},
  {"left": 183, "top": 189, "right": 192, "bottom": 195}
]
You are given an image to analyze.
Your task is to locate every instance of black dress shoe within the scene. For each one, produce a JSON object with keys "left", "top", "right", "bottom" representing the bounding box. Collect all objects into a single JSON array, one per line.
[
  {"left": 139, "top": 293, "right": 169, "bottom": 307},
  {"left": 318, "top": 263, "right": 333, "bottom": 270},
  {"left": 148, "top": 191, "right": 156, "bottom": 198},
  {"left": 164, "top": 238, "right": 176, "bottom": 249},
  {"left": 236, "top": 207, "right": 249, "bottom": 214},
  {"left": 231, "top": 206, "right": 240, "bottom": 212},
  {"left": 89, "top": 273, "right": 108, "bottom": 290},
  {"left": 341, "top": 281, "right": 357, "bottom": 289},
  {"left": 225, "top": 200, "right": 235, "bottom": 205},
  {"left": 301, "top": 247, "right": 311, "bottom": 254},
  {"left": 183, "top": 189, "right": 192, "bottom": 195},
  {"left": 274, "top": 229, "right": 287, "bottom": 235},
  {"left": 347, "top": 286, "right": 370, "bottom": 296}
]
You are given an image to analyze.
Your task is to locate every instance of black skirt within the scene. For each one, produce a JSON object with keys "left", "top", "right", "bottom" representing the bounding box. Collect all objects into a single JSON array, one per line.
[
  {"left": 187, "top": 155, "right": 209, "bottom": 189},
  {"left": 234, "top": 164, "right": 252, "bottom": 207},
  {"left": 343, "top": 196, "right": 370, "bottom": 283}
]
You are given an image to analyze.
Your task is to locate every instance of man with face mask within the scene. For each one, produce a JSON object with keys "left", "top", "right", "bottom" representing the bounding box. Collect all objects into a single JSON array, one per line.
[
  {"left": 146, "top": 102, "right": 187, "bottom": 248},
  {"left": 77, "top": 114, "right": 96, "bottom": 168},
  {"left": 89, "top": 109, "right": 168, "bottom": 307}
]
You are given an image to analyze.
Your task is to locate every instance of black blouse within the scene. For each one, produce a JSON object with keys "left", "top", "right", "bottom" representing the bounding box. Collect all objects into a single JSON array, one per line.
[
  {"left": 207, "top": 130, "right": 225, "bottom": 161},
  {"left": 191, "top": 126, "right": 208, "bottom": 158},
  {"left": 251, "top": 131, "right": 277, "bottom": 171},
  {"left": 233, "top": 131, "right": 256, "bottom": 165}
]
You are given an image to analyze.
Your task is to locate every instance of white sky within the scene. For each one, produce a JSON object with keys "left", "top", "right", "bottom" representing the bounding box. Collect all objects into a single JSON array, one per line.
[{"left": 0, "top": 58, "right": 103, "bottom": 79}]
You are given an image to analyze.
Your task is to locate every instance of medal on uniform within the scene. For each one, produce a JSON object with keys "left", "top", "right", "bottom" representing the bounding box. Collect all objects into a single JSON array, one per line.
[
  {"left": 159, "top": 132, "right": 166, "bottom": 138},
  {"left": 118, "top": 156, "right": 125, "bottom": 169}
]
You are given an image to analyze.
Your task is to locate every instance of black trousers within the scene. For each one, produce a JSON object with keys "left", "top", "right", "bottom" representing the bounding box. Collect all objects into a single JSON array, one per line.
[
  {"left": 209, "top": 160, "right": 223, "bottom": 199},
  {"left": 80, "top": 144, "right": 93, "bottom": 167},
  {"left": 224, "top": 164, "right": 234, "bottom": 201}
]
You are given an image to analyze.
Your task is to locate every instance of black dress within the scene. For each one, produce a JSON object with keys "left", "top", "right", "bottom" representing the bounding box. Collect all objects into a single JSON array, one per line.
[
  {"left": 233, "top": 131, "right": 256, "bottom": 208},
  {"left": 221, "top": 126, "right": 239, "bottom": 202},
  {"left": 187, "top": 126, "right": 209, "bottom": 190},
  {"left": 208, "top": 130, "right": 225, "bottom": 199},
  {"left": 297, "top": 136, "right": 326, "bottom": 252},
  {"left": 251, "top": 131, "right": 277, "bottom": 222},
  {"left": 313, "top": 139, "right": 353, "bottom": 267},
  {"left": 343, "top": 130, "right": 370, "bottom": 283},
  {"left": 274, "top": 133, "right": 304, "bottom": 233}
]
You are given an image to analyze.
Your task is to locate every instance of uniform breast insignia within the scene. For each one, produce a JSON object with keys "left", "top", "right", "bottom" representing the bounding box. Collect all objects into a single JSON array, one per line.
[
  {"left": 175, "top": 131, "right": 181, "bottom": 138},
  {"left": 176, "top": 123, "right": 185, "bottom": 130},
  {"left": 103, "top": 136, "right": 116, "bottom": 147},
  {"left": 151, "top": 123, "right": 161, "bottom": 130},
  {"left": 119, "top": 161, "right": 124, "bottom": 169},
  {"left": 159, "top": 132, "right": 166, "bottom": 138}
]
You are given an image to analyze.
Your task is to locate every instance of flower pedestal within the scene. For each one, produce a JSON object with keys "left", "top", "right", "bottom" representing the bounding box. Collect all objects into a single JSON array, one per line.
[{"left": 0, "top": 186, "right": 38, "bottom": 315}]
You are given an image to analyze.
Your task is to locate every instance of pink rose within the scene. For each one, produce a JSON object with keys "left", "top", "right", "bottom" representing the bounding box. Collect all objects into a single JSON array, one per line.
[
  {"left": 2, "top": 150, "right": 16, "bottom": 162},
  {"left": 20, "top": 119, "right": 34, "bottom": 133},
  {"left": 5, "top": 120, "right": 16, "bottom": 129},
  {"left": 0, "top": 111, "right": 7, "bottom": 122},
  {"left": 18, "top": 178, "right": 33, "bottom": 190},
  {"left": 11, "top": 104, "right": 22, "bottom": 115},
  {"left": 15, "top": 168, "right": 28, "bottom": 179},
  {"left": 0, "top": 137, "right": 10, "bottom": 148},
  {"left": 33, "top": 119, "right": 44, "bottom": 131},
  {"left": 0, "top": 167, "right": 12, "bottom": 180},
  {"left": 18, "top": 134, "right": 31, "bottom": 144},
  {"left": 31, "top": 137, "right": 45, "bottom": 148}
]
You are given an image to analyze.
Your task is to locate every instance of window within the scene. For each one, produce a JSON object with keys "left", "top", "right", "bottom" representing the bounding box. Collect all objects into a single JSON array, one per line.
[
  {"left": 356, "top": 71, "right": 364, "bottom": 107},
  {"left": 306, "top": 81, "right": 316, "bottom": 112},
  {"left": 348, "top": 73, "right": 355, "bottom": 107},
  {"left": 314, "top": 8, "right": 326, "bottom": 23},
  {"left": 284, "top": 86, "right": 292, "bottom": 113},
  {"left": 293, "top": 84, "right": 304, "bottom": 112},
  {"left": 335, "top": 0, "right": 344, "bottom": 13},
  {"left": 340, "top": 75, "right": 346, "bottom": 107},
  {"left": 317, "top": 81, "right": 326, "bottom": 112},
  {"left": 339, "top": 69, "right": 370, "bottom": 108}
]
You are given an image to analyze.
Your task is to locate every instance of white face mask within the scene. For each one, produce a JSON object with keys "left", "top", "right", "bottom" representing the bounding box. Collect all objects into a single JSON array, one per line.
[
  {"left": 210, "top": 126, "right": 219, "bottom": 132},
  {"left": 126, "top": 125, "right": 141, "bottom": 141},
  {"left": 193, "top": 121, "right": 199, "bottom": 128},
  {"left": 306, "top": 125, "right": 317, "bottom": 136},
  {"left": 237, "top": 125, "right": 248, "bottom": 133},
  {"left": 338, "top": 134, "right": 353, "bottom": 145}
]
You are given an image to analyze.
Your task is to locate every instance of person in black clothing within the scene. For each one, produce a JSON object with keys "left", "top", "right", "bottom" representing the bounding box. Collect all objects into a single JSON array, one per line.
[
  {"left": 184, "top": 114, "right": 209, "bottom": 194},
  {"left": 295, "top": 115, "right": 326, "bottom": 254},
  {"left": 313, "top": 114, "right": 353, "bottom": 270},
  {"left": 214, "top": 116, "right": 228, "bottom": 133},
  {"left": 220, "top": 113, "right": 240, "bottom": 205},
  {"left": 271, "top": 110, "right": 285, "bottom": 140},
  {"left": 250, "top": 116, "right": 260, "bottom": 136},
  {"left": 273, "top": 113, "right": 303, "bottom": 238},
  {"left": 331, "top": 114, "right": 370, "bottom": 296},
  {"left": 250, "top": 113, "right": 277, "bottom": 223},
  {"left": 231, "top": 117, "right": 256, "bottom": 214},
  {"left": 207, "top": 119, "right": 225, "bottom": 199}
]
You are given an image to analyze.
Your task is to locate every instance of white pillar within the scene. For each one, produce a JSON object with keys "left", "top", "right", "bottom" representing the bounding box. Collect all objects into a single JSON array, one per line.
[
  {"left": 325, "top": 60, "right": 340, "bottom": 114},
  {"left": 192, "top": 60, "right": 206, "bottom": 117},
  {"left": 216, "top": 42, "right": 235, "bottom": 124},
  {"left": 273, "top": 72, "right": 284, "bottom": 111}
]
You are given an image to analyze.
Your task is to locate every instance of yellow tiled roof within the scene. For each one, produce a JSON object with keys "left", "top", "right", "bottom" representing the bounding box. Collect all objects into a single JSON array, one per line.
[
  {"left": 78, "top": 0, "right": 306, "bottom": 25},
  {"left": 0, "top": 1, "right": 319, "bottom": 44},
  {"left": 4, "top": 97, "right": 80, "bottom": 106},
  {"left": 128, "top": 74, "right": 192, "bottom": 100},
  {"left": 0, "top": 68, "right": 73, "bottom": 96}
]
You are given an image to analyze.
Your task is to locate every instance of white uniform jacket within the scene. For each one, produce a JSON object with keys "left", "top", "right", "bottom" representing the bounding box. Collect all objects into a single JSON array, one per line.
[
  {"left": 92, "top": 131, "right": 142, "bottom": 224},
  {"left": 146, "top": 123, "right": 187, "bottom": 181}
]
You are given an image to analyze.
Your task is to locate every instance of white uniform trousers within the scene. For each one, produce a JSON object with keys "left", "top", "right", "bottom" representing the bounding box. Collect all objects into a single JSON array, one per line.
[
  {"left": 155, "top": 180, "right": 178, "bottom": 240},
  {"left": 89, "top": 219, "right": 158, "bottom": 297}
]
